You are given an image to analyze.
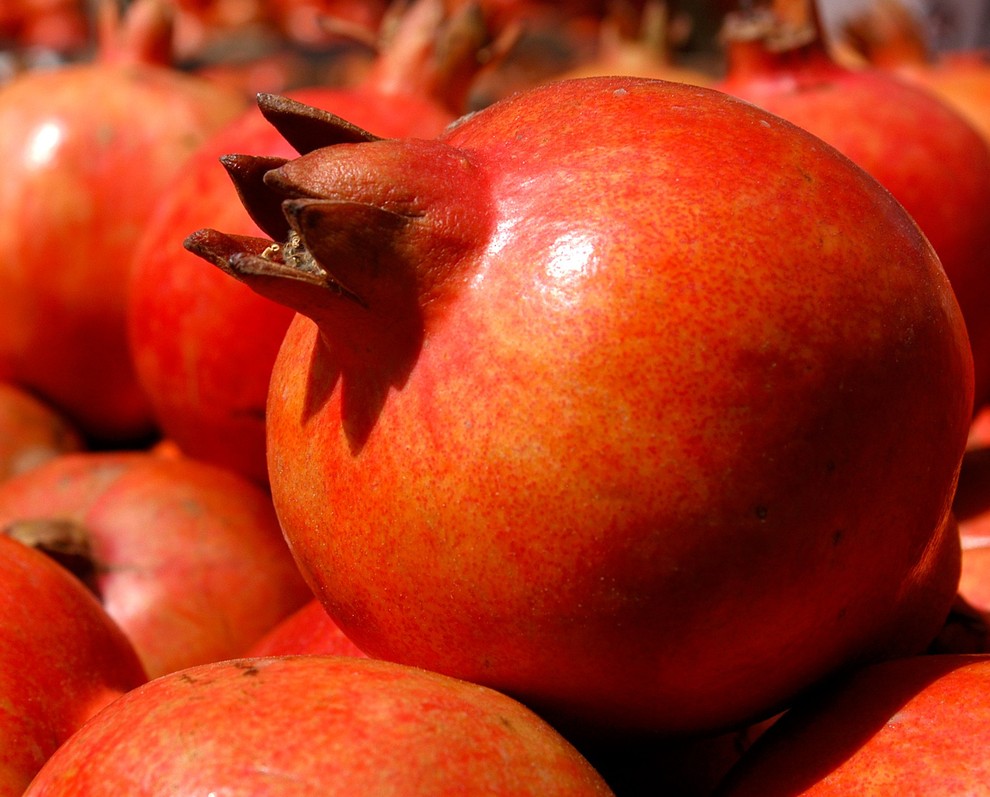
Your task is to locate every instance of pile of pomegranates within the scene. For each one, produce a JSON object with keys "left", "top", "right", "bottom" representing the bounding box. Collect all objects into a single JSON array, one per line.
[
  {"left": 3, "top": 0, "right": 990, "bottom": 793},
  {"left": 0, "top": 0, "right": 246, "bottom": 445}
]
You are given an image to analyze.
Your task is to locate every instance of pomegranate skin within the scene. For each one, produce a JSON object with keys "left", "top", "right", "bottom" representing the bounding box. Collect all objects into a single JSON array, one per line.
[
  {"left": 716, "top": 654, "right": 990, "bottom": 795},
  {"left": 716, "top": 33, "right": 990, "bottom": 411},
  {"left": 246, "top": 598, "right": 368, "bottom": 657},
  {"left": 0, "top": 534, "right": 146, "bottom": 795},
  {"left": 24, "top": 656, "right": 614, "bottom": 796},
  {"left": 205, "top": 78, "right": 972, "bottom": 736}
]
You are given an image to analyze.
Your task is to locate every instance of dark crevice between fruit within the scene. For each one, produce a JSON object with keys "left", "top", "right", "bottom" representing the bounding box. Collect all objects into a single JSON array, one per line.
[{"left": 3, "top": 518, "right": 101, "bottom": 596}]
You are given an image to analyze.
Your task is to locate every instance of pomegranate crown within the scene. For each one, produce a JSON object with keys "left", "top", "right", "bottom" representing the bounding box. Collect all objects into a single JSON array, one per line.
[
  {"left": 184, "top": 93, "right": 493, "bottom": 451},
  {"left": 184, "top": 93, "right": 491, "bottom": 332}
]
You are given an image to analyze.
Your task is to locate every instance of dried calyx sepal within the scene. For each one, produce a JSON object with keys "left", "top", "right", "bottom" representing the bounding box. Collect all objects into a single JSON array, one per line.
[{"left": 184, "top": 91, "right": 491, "bottom": 332}]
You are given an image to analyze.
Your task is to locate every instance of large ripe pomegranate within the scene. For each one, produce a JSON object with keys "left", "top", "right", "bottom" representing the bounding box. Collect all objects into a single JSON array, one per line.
[
  {"left": 0, "top": 0, "right": 246, "bottom": 445},
  {"left": 128, "top": 0, "right": 491, "bottom": 484},
  {"left": 186, "top": 77, "right": 972, "bottom": 736},
  {"left": 715, "top": 0, "right": 990, "bottom": 411}
]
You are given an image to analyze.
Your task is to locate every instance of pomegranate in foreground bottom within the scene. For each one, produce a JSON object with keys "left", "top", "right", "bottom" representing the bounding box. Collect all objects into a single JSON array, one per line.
[{"left": 24, "top": 656, "right": 614, "bottom": 796}]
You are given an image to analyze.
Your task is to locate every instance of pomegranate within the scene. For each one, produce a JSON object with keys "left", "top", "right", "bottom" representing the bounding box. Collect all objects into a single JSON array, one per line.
[
  {"left": 25, "top": 656, "right": 614, "bottom": 796},
  {"left": 954, "top": 423, "right": 990, "bottom": 631},
  {"left": 186, "top": 78, "right": 971, "bottom": 736},
  {"left": 717, "top": 654, "right": 990, "bottom": 795},
  {"left": 128, "top": 0, "right": 492, "bottom": 484},
  {"left": 0, "top": 0, "right": 246, "bottom": 445},
  {"left": 0, "top": 451, "right": 313, "bottom": 678},
  {"left": 959, "top": 543, "right": 990, "bottom": 618},
  {"left": 0, "top": 533, "right": 146, "bottom": 795},
  {"left": 954, "top": 448, "right": 990, "bottom": 523},
  {"left": 715, "top": 0, "right": 990, "bottom": 411},
  {"left": 955, "top": 407, "right": 990, "bottom": 522},
  {"left": 246, "top": 597, "right": 367, "bottom": 657}
]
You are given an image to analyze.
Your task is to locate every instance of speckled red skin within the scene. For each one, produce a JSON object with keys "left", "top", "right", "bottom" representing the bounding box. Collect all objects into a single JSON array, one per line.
[
  {"left": 24, "top": 656, "right": 615, "bottom": 796},
  {"left": 0, "top": 534, "right": 146, "bottom": 797},
  {"left": 717, "top": 40, "right": 990, "bottom": 411},
  {"left": 717, "top": 654, "right": 990, "bottom": 795},
  {"left": 261, "top": 77, "right": 972, "bottom": 735}
]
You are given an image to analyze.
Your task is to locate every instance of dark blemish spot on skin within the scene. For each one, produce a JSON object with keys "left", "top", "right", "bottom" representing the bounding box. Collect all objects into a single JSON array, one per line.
[
  {"left": 241, "top": 665, "right": 261, "bottom": 677},
  {"left": 755, "top": 505, "right": 768, "bottom": 521},
  {"left": 833, "top": 529, "right": 843, "bottom": 546}
]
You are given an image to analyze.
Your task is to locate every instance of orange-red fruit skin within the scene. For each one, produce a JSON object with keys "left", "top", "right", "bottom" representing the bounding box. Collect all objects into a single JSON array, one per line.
[
  {"left": 262, "top": 77, "right": 972, "bottom": 735},
  {"left": 0, "top": 535, "right": 146, "bottom": 796},
  {"left": 0, "top": 54, "right": 245, "bottom": 444},
  {"left": 24, "top": 656, "right": 615, "bottom": 796},
  {"left": 718, "top": 47, "right": 990, "bottom": 410},
  {"left": 717, "top": 654, "right": 990, "bottom": 795}
]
